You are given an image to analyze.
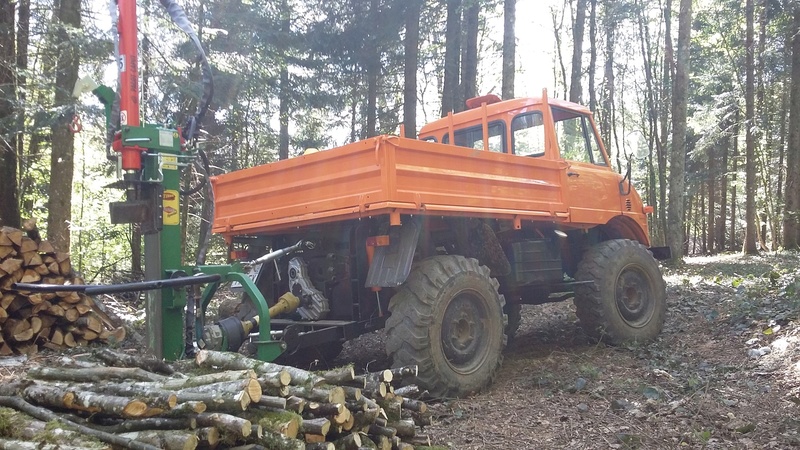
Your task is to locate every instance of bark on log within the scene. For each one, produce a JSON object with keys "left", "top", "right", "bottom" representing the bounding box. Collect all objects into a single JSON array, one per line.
[
  {"left": 300, "top": 417, "right": 331, "bottom": 436},
  {"left": 195, "top": 412, "right": 252, "bottom": 439},
  {"left": 161, "top": 370, "right": 256, "bottom": 390},
  {"left": 305, "top": 443, "right": 335, "bottom": 450},
  {"left": 255, "top": 411, "right": 302, "bottom": 438},
  {"left": 196, "top": 426, "right": 220, "bottom": 447},
  {"left": 285, "top": 396, "right": 306, "bottom": 414},
  {"left": 93, "top": 348, "right": 174, "bottom": 375},
  {"left": 179, "top": 378, "right": 262, "bottom": 403},
  {"left": 320, "top": 366, "right": 355, "bottom": 385},
  {"left": 195, "top": 350, "right": 322, "bottom": 386},
  {"left": 26, "top": 366, "right": 167, "bottom": 382},
  {"left": 258, "top": 430, "right": 305, "bottom": 450},
  {"left": 67, "top": 390, "right": 149, "bottom": 418},
  {"left": 118, "top": 430, "right": 199, "bottom": 450},
  {"left": 88, "top": 417, "right": 197, "bottom": 434},
  {"left": 0, "top": 396, "right": 161, "bottom": 450},
  {"left": 0, "top": 438, "right": 105, "bottom": 450},
  {"left": 286, "top": 386, "right": 345, "bottom": 405},
  {"left": 332, "top": 433, "right": 362, "bottom": 450},
  {"left": 255, "top": 395, "right": 287, "bottom": 409}
]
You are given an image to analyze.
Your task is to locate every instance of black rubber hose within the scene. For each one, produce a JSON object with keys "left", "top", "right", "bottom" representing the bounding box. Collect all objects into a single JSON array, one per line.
[
  {"left": 12, "top": 274, "right": 222, "bottom": 295},
  {"left": 180, "top": 147, "right": 210, "bottom": 196},
  {"left": 158, "top": 0, "right": 213, "bottom": 141}
]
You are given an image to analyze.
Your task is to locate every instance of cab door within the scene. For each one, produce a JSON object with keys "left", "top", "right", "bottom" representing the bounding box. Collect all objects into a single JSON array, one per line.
[{"left": 551, "top": 108, "right": 623, "bottom": 225}]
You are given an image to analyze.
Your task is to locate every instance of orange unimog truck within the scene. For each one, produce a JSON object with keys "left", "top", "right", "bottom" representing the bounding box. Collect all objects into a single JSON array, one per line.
[{"left": 211, "top": 91, "right": 669, "bottom": 397}]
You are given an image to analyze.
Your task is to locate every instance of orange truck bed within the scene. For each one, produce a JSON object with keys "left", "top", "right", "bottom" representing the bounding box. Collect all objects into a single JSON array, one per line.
[{"left": 211, "top": 135, "right": 576, "bottom": 239}]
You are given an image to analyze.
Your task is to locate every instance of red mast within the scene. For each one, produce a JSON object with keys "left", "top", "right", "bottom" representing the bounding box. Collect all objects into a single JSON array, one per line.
[{"left": 116, "top": 0, "right": 142, "bottom": 170}]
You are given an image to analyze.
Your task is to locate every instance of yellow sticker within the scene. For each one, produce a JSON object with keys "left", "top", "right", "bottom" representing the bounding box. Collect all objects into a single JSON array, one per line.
[
  {"left": 163, "top": 189, "right": 180, "bottom": 225},
  {"left": 162, "top": 155, "right": 178, "bottom": 171}
]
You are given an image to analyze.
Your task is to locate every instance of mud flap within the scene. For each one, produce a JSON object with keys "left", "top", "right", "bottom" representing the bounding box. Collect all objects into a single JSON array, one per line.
[{"left": 365, "top": 220, "right": 420, "bottom": 288}]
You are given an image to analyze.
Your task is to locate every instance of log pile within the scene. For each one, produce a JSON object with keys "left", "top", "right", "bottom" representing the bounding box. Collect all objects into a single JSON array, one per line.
[
  {"left": 0, "top": 224, "right": 126, "bottom": 356},
  {"left": 0, "top": 349, "right": 435, "bottom": 450}
]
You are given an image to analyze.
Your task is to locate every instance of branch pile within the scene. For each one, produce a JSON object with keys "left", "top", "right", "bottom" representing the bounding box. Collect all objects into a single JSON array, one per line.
[
  {"left": 0, "top": 224, "right": 126, "bottom": 355},
  {"left": 0, "top": 349, "right": 435, "bottom": 450}
]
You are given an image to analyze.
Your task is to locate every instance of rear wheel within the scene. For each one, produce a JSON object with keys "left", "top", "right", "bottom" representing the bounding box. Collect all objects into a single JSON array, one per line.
[
  {"left": 385, "top": 256, "right": 507, "bottom": 398},
  {"left": 573, "top": 239, "right": 666, "bottom": 344}
]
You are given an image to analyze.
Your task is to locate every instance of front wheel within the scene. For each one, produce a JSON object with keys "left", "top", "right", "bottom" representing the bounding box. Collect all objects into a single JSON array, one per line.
[
  {"left": 385, "top": 256, "right": 507, "bottom": 398},
  {"left": 573, "top": 239, "right": 666, "bottom": 344}
]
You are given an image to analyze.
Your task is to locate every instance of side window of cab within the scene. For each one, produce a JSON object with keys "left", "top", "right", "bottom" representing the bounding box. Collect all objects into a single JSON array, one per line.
[
  {"left": 443, "top": 121, "right": 506, "bottom": 152},
  {"left": 511, "top": 112, "right": 545, "bottom": 157},
  {"left": 552, "top": 107, "right": 607, "bottom": 166}
]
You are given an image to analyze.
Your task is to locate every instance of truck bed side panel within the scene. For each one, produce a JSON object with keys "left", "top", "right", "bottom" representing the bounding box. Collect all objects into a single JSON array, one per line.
[{"left": 211, "top": 136, "right": 568, "bottom": 238}]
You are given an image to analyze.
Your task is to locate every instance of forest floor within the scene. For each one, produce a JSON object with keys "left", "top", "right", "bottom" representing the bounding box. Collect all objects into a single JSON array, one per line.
[
  {"left": 4, "top": 252, "right": 800, "bottom": 449},
  {"left": 335, "top": 252, "right": 800, "bottom": 449}
]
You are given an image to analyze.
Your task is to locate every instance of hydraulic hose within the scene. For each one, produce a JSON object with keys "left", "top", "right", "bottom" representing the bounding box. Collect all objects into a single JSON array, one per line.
[
  {"left": 180, "top": 147, "right": 210, "bottom": 196},
  {"left": 12, "top": 273, "right": 222, "bottom": 295}
]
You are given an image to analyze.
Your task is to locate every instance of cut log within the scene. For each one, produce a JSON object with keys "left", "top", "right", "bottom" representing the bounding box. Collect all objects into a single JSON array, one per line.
[
  {"left": 196, "top": 426, "right": 220, "bottom": 447},
  {"left": 0, "top": 258, "right": 22, "bottom": 275},
  {"left": 0, "top": 395, "right": 162, "bottom": 450},
  {"left": 66, "top": 390, "right": 149, "bottom": 418},
  {"left": 87, "top": 417, "right": 196, "bottom": 434},
  {"left": 20, "top": 219, "right": 41, "bottom": 244},
  {"left": 21, "top": 251, "right": 42, "bottom": 267},
  {"left": 161, "top": 370, "right": 256, "bottom": 390},
  {"left": 38, "top": 241, "right": 55, "bottom": 254},
  {"left": 19, "top": 269, "right": 41, "bottom": 284},
  {"left": 0, "top": 227, "right": 23, "bottom": 247},
  {"left": 332, "top": 433, "right": 362, "bottom": 450},
  {"left": 255, "top": 411, "right": 302, "bottom": 438},
  {"left": 305, "top": 443, "right": 335, "bottom": 450},
  {"left": 255, "top": 395, "right": 287, "bottom": 409},
  {"left": 195, "top": 412, "right": 252, "bottom": 439},
  {"left": 118, "top": 430, "right": 199, "bottom": 450},
  {"left": 26, "top": 366, "right": 168, "bottom": 383},
  {"left": 76, "top": 314, "right": 103, "bottom": 333},
  {"left": 0, "top": 246, "right": 14, "bottom": 260},
  {"left": 285, "top": 386, "right": 345, "bottom": 404},
  {"left": 300, "top": 417, "right": 331, "bottom": 436},
  {"left": 93, "top": 348, "right": 174, "bottom": 375},
  {"left": 257, "top": 430, "right": 306, "bottom": 450},
  {"left": 195, "top": 350, "right": 323, "bottom": 387}
]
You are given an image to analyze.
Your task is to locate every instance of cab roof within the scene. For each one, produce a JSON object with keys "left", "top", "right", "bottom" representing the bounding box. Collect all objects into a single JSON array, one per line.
[{"left": 418, "top": 96, "right": 592, "bottom": 137}]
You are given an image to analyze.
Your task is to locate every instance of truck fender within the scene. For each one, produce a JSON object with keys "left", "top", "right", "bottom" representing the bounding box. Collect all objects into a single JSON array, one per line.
[{"left": 364, "top": 220, "right": 420, "bottom": 288}]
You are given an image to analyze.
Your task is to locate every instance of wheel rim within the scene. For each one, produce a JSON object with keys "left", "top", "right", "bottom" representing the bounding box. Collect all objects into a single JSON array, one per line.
[
  {"left": 441, "top": 289, "right": 490, "bottom": 374},
  {"left": 615, "top": 264, "right": 655, "bottom": 328}
]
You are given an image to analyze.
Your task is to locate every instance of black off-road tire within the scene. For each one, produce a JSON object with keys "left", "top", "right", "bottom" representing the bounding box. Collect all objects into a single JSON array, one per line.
[
  {"left": 573, "top": 239, "right": 666, "bottom": 344},
  {"left": 385, "top": 256, "right": 507, "bottom": 398}
]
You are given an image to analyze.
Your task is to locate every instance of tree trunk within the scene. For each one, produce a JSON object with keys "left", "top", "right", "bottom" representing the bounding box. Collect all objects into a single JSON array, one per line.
[
  {"left": 47, "top": 0, "right": 81, "bottom": 251},
  {"left": 459, "top": 0, "right": 479, "bottom": 111},
  {"left": 743, "top": 0, "right": 758, "bottom": 254},
  {"left": 365, "top": 0, "right": 379, "bottom": 137},
  {"left": 659, "top": 0, "right": 673, "bottom": 242},
  {"left": 278, "top": 0, "right": 290, "bottom": 160},
  {"left": 707, "top": 144, "right": 716, "bottom": 253},
  {"left": 730, "top": 112, "right": 740, "bottom": 251},
  {"left": 784, "top": 5, "right": 800, "bottom": 249},
  {"left": 403, "top": 0, "right": 422, "bottom": 137},
  {"left": 667, "top": 0, "right": 692, "bottom": 262},
  {"left": 0, "top": 0, "right": 18, "bottom": 228},
  {"left": 501, "top": 0, "right": 516, "bottom": 100},
  {"left": 569, "top": 0, "right": 586, "bottom": 104},
  {"left": 588, "top": 0, "right": 597, "bottom": 112},
  {"left": 441, "top": 0, "right": 461, "bottom": 116}
]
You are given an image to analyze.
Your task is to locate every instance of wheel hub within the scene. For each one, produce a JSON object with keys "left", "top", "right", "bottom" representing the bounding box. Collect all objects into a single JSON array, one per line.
[
  {"left": 441, "top": 291, "right": 488, "bottom": 371},
  {"left": 616, "top": 266, "right": 654, "bottom": 327}
]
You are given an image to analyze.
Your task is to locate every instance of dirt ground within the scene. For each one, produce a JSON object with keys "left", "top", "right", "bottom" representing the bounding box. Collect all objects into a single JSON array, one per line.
[
  {"left": 3, "top": 252, "right": 800, "bottom": 449},
  {"left": 336, "top": 252, "right": 800, "bottom": 449}
]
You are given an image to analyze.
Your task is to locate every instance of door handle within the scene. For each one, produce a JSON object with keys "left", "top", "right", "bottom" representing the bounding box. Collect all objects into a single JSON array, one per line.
[{"left": 567, "top": 171, "right": 580, "bottom": 177}]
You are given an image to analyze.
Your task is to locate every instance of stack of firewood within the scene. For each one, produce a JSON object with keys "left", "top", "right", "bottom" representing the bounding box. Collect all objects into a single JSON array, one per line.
[
  {"left": 0, "top": 349, "right": 435, "bottom": 450},
  {"left": 0, "top": 224, "right": 126, "bottom": 355}
]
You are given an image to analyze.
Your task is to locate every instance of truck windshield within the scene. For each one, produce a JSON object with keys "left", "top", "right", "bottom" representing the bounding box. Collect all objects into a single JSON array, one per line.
[{"left": 552, "top": 107, "right": 606, "bottom": 166}]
